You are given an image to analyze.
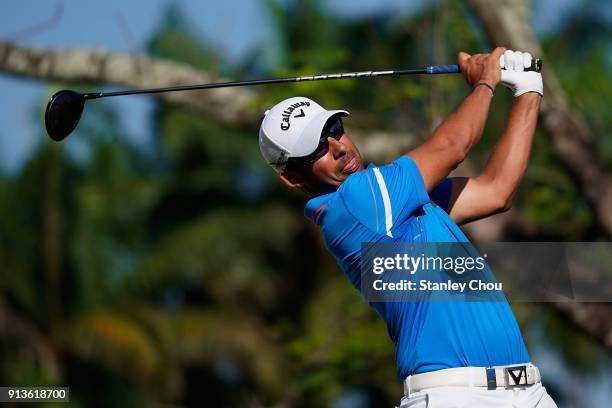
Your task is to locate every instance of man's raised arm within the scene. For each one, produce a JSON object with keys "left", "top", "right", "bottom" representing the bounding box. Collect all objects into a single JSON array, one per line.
[
  {"left": 440, "top": 51, "right": 544, "bottom": 225},
  {"left": 407, "top": 47, "right": 506, "bottom": 191}
]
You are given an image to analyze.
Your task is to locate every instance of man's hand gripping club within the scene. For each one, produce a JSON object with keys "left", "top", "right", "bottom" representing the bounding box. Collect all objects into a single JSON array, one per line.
[
  {"left": 499, "top": 50, "right": 544, "bottom": 97},
  {"left": 407, "top": 47, "right": 506, "bottom": 191}
]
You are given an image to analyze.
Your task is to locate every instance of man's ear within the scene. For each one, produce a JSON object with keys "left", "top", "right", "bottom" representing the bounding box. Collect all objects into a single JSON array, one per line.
[{"left": 278, "top": 168, "right": 304, "bottom": 189}]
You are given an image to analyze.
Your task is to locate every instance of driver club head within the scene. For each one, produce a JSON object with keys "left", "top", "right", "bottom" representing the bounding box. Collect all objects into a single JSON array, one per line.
[{"left": 45, "top": 90, "right": 86, "bottom": 141}]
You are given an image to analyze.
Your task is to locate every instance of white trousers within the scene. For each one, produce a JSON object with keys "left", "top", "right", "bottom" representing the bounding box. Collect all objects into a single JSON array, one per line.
[{"left": 398, "top": 382, "right": 558, "bottom": 408}]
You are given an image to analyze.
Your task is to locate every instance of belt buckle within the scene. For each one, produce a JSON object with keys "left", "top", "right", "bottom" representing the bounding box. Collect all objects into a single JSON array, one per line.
[{"left": 504, "top": 365, "right": 528, "bottom": 387}]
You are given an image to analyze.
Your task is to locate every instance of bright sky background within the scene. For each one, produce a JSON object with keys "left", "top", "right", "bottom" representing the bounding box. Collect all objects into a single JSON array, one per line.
[{"left": 0, "top": 0, "right": 583, "bottom": 174}]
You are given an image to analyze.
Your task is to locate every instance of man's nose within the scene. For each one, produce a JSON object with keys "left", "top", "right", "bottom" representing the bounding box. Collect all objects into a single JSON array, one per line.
[{"left": 328, "top": 137, "right": 347, "bottom": 160}]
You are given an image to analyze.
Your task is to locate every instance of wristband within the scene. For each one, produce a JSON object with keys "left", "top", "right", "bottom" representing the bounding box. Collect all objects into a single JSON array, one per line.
[{"left": 474, "top": 82, "right": 495, "bottom": 96}]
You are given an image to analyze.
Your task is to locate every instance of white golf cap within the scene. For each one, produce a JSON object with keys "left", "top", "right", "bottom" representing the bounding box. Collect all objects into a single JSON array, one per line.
[{"left": 259, "top": 96, "right": 349, "bottom": 170}]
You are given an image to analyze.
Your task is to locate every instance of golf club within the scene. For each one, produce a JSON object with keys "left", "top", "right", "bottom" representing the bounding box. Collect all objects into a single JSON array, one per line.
[{"left": 45, "top": 59, "right": 542, "bottom": 142}]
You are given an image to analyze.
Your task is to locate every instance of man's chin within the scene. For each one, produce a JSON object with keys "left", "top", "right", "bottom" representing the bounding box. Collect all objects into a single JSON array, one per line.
[{"left": 334, "top": 171, "right": 353, "bottom": 185}]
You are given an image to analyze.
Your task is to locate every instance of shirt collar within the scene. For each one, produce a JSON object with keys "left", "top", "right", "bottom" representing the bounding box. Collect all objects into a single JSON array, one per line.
[
  {"left": 303, "top": 164, "right": 375, "bottom": 222},
  {"left": 304, "top": 192, "right": 334, "bottom": 221}
]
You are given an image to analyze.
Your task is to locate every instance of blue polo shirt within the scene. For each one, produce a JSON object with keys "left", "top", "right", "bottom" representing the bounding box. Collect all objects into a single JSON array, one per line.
[{"left": 304, "top": 156, "right": 529, "bottom": 378}]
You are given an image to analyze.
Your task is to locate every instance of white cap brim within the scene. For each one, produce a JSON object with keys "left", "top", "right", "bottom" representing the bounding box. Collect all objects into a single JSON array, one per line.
[{"left": 290, "top": 109, "right": 349, "bottom": 158}]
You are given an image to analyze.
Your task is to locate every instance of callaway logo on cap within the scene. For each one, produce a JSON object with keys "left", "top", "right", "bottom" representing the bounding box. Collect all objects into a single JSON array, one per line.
[
  {"left": 279, "top": 100, "right": 310, "bottom": 130},
  {"left": 259, "top": 96, "right": 349, "bottom": 170}
]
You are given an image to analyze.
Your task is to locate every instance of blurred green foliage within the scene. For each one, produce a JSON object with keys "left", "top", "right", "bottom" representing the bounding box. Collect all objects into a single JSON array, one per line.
[{"left": 0, "top": 1, "right": 611, "bottom": 407}]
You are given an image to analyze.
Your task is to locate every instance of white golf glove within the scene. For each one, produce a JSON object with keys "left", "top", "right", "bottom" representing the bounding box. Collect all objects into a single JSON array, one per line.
[{"left": 499, "top": 50, "right": 543, "bottom": 97}]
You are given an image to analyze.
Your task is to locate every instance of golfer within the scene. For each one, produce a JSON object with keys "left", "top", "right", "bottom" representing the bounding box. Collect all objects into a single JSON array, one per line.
[{"left": 259, "top": 48, "right": 556, "bottom": 407}]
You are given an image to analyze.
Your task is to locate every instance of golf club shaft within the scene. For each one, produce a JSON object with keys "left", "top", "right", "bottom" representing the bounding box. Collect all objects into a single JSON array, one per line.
[
  {"left": 83, "top": 59, "right": 542, "bottom": 100},
  {"left": 81, "top": 65, "right": 462, "bottom": 100},
  {"left": 84, "top": 66, "right": 461, "bottom": 100}
]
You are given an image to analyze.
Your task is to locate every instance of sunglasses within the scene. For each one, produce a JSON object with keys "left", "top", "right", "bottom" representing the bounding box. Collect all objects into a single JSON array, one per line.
[{"left": 290, "top": 117, "right": 345, "bottom": 166}]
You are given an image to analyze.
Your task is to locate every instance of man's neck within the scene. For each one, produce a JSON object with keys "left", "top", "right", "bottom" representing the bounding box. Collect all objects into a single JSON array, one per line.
[{"left": 304, "top": 183, "right": 339, "bottom": 197}]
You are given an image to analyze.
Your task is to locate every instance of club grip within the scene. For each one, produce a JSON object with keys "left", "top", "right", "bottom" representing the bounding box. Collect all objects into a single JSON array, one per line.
[
  {"left": 427, "top": 58, "right": 542, "bottom": 75},
  {"left": 426, "top": 65, "right": 461, "bottom": 74}
]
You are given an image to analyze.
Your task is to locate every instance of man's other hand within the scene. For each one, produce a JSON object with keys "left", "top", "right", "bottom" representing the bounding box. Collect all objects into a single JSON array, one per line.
[{"left": 500, "top": 50, "right": 544, "bottom": 97}]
